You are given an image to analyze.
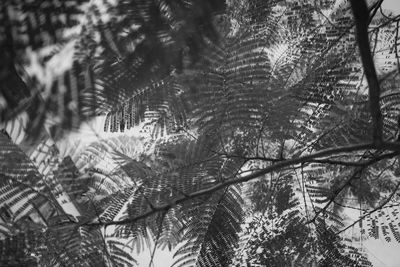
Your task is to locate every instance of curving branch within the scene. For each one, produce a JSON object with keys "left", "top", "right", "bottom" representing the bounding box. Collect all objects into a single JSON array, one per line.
[
  {"left": 350, "top": 0, "right": 383, "bottom": 144},
  {"left": 368, "top": 0, "right": 384, "bottom": 24},
  {"left": 48, "top": 141, "right": 400, "bottom": 229},
  {"left": 78, "top": 143, "right": 377, "bottom": 227}
]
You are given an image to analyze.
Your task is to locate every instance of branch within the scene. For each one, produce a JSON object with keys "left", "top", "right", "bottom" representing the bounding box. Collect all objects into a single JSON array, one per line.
[
  {"left": 229, "top": 153, "right": 379, "bottom": 167},
  {"left": 371, "top": 13, "right": 400, "bottom": 31},
  {"left": 368, "top": 0, "right": 384, "bottom": 24},
  {"left": 298, "top": 159, "right": 366, "bottom": 166},
  {"left": 50, "top": 141, "right": 400, "bottom": 229},
  {"left": 336, "top": 181, "right": 400, "bottom": 235},
  {"left": 332, "top": 199, "right": 367, "bottom": 211},
  {"left": 306, "top": 151, "right": 398, "bottom": 224},
  {"left": 350, "top": 0, "right": 383, "bottom": 144},
  {"left": 395, "top": 21, "right": 400, "bottom": 74},
  {"left": 307, "top": 167, "right": 364, "bottom": 224},
  {"left": 84, "top": 143, "right": 376, "bottom": 227}
]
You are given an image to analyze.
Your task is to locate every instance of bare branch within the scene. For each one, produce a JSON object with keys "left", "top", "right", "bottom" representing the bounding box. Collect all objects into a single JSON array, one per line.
[
  {"left": 307, "top": 167, "right": 364, "bottom": 224},
  {"left": 332, "top": 199, "right": 367, "bottom": 211},
  {"left": 368, "top": 0, "right": 384, "bottom": 24},
  {"left": 84, "top": 143, "right": 376, "bottom": 227},
  {"left": 294, "top": 159, "right": 365, "bottom": 166},
  {"left": 350, "top": 0, "right": 383, "bottom": 144},
  {"left": 47, "top": 141, "right": 400, "bottom": 229},
  {"left": 395, "top": 21, "right": 400, "bottom": 74},
  {"left": 336, "top": 181, "right": 400, "bottom": 235}
]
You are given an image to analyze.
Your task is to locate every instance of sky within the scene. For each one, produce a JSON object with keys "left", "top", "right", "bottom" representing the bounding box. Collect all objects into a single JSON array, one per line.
[
  {"left": 365, "top": 239, "right": 400, "bottom": 267},
  {"left": 381, "top": 0, "right": 400, "bottom": 15}
]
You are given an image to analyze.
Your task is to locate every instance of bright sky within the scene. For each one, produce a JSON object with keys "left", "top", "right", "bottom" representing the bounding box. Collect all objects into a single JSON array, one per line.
[
  {"left": 382, "top": 0, "right": 400, "bottom": 15},
  {"left": 365, "top": 239, "right": 400, "bottom": 267}
]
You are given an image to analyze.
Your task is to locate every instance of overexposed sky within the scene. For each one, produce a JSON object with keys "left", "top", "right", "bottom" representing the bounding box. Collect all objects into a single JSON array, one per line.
[
  {"left": 365, "top": 238, "right": 400, "bottom": 267},
  {"left": 382, "top": 0, "right": 400, "bottom": 15}
]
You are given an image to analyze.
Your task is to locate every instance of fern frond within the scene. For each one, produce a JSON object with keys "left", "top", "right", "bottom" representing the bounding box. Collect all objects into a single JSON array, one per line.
[
  {"left": 0, "top": 0, "right": 87, "bottom": 124},
  {"left": 106, "top": 238, "right": 138, "bottom": 266},
  {"left": 0, "top": 132, "right": 59, "bottom": 224},
  {"left": 235, "top": 181, "right": 370, "bottom": 267},
  {"left": 173, "top": 185, "right": 244, "bottom": 267}
]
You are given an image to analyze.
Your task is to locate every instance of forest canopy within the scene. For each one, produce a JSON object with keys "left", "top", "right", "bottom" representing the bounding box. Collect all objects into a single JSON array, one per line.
[{"left": 1, "top": 0, "right": 400, "bottom": 266}]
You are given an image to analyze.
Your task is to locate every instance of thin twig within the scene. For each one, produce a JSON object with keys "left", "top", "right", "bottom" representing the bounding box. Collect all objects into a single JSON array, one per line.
[
  {"left": 336, "top": 181, "right": 400, "bottom": 235},
  {"left": 332, "top": 199, "right": 367, "bottom": 211},
  {"left": 307, "top": 167, "right": 364, "bottom": 224},
  {"left": 306, "top": 151, "right": 398, "bottom": 224}
]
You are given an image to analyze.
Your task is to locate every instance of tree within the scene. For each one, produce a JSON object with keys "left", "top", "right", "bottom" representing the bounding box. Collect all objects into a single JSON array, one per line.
[{"left": 1, "top": 0, "right": 400, "bottom": 266}]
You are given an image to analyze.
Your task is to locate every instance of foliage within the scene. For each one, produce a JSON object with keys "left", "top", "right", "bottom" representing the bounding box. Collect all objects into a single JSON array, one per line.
[
  {"left": 234, "top": 180, "right": 372, "bottom": 266},
  {"left": 1, "top": 0, "right": 400, "bottom": 266}
]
